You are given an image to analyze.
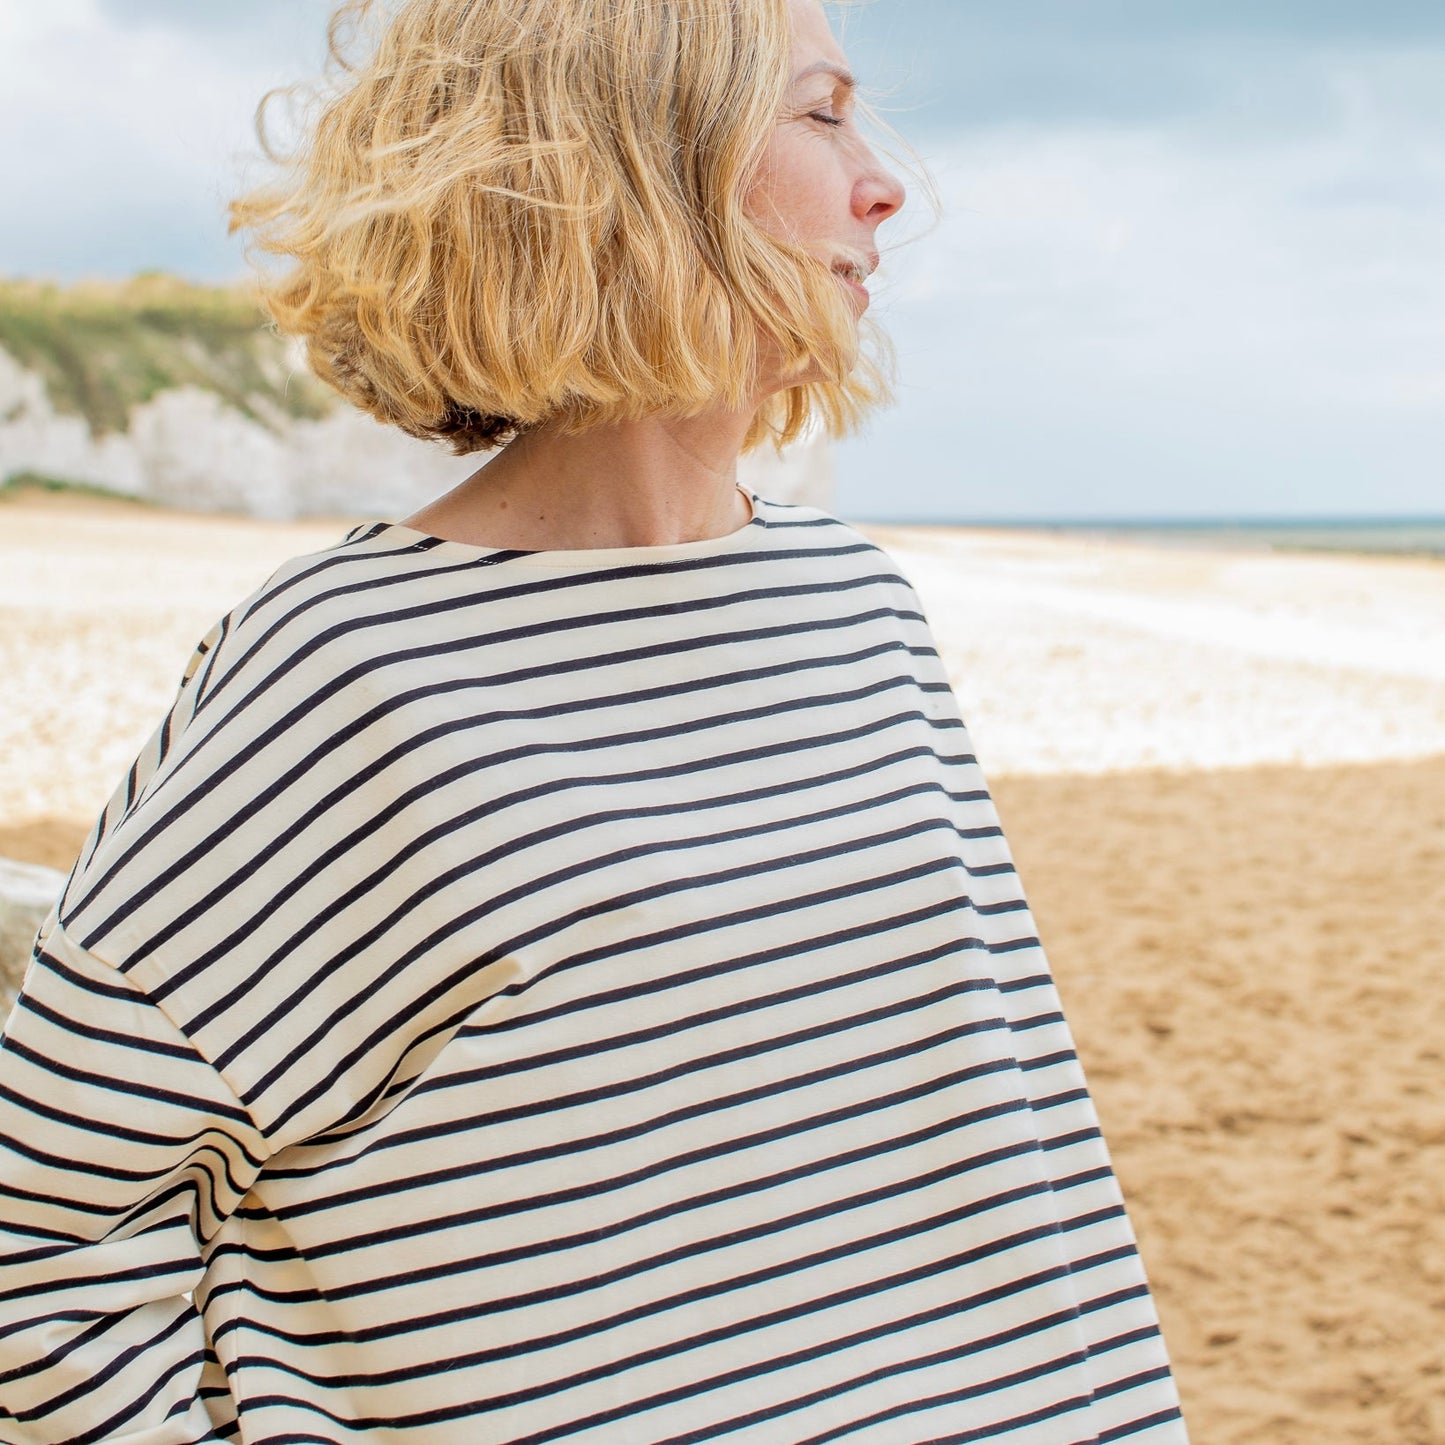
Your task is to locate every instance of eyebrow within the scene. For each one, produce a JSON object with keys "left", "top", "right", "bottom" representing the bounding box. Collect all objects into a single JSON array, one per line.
[{"left": 792, "top": 60, "right": 857, "bottom": 90}]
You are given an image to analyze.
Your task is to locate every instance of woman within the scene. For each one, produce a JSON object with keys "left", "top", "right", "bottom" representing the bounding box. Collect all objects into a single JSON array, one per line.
[{"left": 0, "top": 0, "right": 1186, "bottom": 1439}]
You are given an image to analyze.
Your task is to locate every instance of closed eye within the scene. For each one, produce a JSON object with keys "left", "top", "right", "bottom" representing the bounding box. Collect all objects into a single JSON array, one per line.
[{"left": 810, "top": 112, "right": 846, "bottom": 128}]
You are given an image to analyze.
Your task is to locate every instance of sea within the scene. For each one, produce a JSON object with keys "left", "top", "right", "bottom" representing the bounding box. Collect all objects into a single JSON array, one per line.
[{"left": 926, "top": 517, "right": 1445, "bottom": 561}]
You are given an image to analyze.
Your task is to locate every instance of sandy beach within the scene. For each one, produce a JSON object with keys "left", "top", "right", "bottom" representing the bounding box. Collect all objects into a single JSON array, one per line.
[{"left": 2, "top": 489, "right": 1443, "bottom": 1442}]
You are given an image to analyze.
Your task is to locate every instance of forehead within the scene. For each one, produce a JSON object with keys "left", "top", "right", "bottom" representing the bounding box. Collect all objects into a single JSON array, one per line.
[{"left": 786, "top": 0, "right": 849, "bottom": 73}]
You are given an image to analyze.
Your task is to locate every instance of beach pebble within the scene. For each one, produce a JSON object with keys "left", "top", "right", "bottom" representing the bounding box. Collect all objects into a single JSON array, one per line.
[{"left": 0, "top": 857, "right": 64, "bottom": 1014}]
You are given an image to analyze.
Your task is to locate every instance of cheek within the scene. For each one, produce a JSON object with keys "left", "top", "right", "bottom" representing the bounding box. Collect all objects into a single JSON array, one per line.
[
  {"left": 741, "top": 145, "right": 788, "bottom": 236},
  {"left": 744, "top": 144, "right": 831, "bottom": 244}
]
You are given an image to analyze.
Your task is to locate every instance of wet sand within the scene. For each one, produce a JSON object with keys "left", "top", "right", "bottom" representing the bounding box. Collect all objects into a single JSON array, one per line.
[{"left": 3, "top": 490, "right": 1444, "bottom": 1442}]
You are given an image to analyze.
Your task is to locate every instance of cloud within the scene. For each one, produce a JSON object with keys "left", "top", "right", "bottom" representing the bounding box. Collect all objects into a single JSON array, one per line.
[
  {"left": 843, "top": 0, "right": 1445, "bottom": 134},
  {"left": 0, "top": 0, "right": 332, "bottom": 279},
  {"left": 845, "top": 0, "right": 1445, "bottom": 52},
  {"left": 3, "top": 0, "right": 1442, "bottom": 516},
  {"left": 91, "top": 0, "right": 334, "bottom": 53},
  {"left": 837, "top": 37, "right": 1445, "bottom": 518}
]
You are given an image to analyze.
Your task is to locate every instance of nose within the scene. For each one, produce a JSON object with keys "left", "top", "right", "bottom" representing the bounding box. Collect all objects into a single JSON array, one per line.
[{"left": 854, "top": 145, "right": 906, "bottom": 227}]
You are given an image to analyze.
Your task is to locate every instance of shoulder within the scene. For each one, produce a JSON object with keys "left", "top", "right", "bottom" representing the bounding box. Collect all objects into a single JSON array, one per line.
[
  {"left": 57, "top": 524, "right": 477, "bottom": 950},
  {"left": 180, "top": 523, "right": 489, "bottom": 712},
  {"left": 749, "top": 494, "right": 912, "bottom": 572},
  {"left": 748, "top": 494, "right": 928, "bottom": 607}
]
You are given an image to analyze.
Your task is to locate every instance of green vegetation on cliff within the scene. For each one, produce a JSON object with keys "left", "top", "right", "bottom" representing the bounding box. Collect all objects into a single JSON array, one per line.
[
  {"left": 0, "top": 274, "right": 336, "bottom": 437},
  {"left": 0, "top": 472, "right": 156, "bottom": 504}
]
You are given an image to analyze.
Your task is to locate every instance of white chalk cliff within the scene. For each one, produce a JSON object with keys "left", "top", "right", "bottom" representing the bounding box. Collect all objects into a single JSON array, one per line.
[{"left": 0, "top": 344, "right": 833, "bottom": 520}]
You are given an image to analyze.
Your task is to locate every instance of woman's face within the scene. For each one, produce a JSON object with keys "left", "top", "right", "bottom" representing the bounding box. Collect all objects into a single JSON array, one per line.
[{"left": 744, "top": 0, "right": 906, "bottom": 320}]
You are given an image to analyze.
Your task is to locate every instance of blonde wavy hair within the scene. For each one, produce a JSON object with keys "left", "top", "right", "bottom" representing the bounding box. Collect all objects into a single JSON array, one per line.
[{"left": 229, "top": 0, "right": 907, "bottom": 455}]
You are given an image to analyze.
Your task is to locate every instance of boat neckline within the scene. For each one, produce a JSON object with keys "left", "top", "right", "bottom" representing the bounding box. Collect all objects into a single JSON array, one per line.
[{"left": 358, "top": 486, "right": 766, "bottom": 568}]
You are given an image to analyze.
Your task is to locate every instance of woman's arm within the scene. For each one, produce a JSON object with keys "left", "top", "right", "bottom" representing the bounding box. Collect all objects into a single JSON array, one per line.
[{"left": 0, "top": 924, "right": 268, "bottom": 1444}]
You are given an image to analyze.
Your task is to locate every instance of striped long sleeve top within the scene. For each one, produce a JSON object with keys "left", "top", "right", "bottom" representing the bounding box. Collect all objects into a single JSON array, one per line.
[{"left": 0, "top": 494, "right": 1187, "bottom": 1443}]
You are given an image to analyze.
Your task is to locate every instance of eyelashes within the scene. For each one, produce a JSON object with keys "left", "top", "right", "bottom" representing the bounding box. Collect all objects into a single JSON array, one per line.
[{"left": 809, "top": 112, "right": 846, "bottom": 127}]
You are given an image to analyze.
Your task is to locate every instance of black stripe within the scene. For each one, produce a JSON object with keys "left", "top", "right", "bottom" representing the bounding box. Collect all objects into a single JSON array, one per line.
[
  {"left": 246, "top": 820, "right": 980, "bottom": 1129},
  {"left": 0, "top": 1077, "right": 265, "bottom": 1165},
  {"left": 234, "top": 1248, "right": 1140, "bottom": 1435},
  {"left": 307, "top": 918, "right": 992, "bottom": 1152},
  {"left": 263, "top": 967, "right": 1001, "bottom": 1182},
  {"left": 189, "top": 737, "right": 954, "bottom": 1034},
  {"left": 208, "top": 533, "right": 880, "bottom": 721},
  {"left": 785, "top": 1323, "right": 1165, "bottom": 1445},
  {"left": 47, "top": 1332, "right": 205, "bottom": 1445},
  {"left": 243, "top": 1010, "right": 1022, "bottom": 1223},
  {"left": 0, "top": 1242, "right": 196, "bottom": 1309},
  {"left": 229, "top": 782, "right": 967, "bottom": 1076},
  {"left": 74, "top": 601, "right": 929, "bottom": 940},
  {"left": 188, "top": 554, "right": 901, "bottom": 773},
  {"left": 209, "top": 1093, "right": 1086, "bottom": 1295},
  {"left": 13, "top": 989, "right": 195, "bottom": 1062},
  {"left": 217, "top": 1161, "right": 1116, "bottom": 1354},
  {"left": 134, "top": 648, "right": 938, "bottom": 993},
  {"left": 224, "top": 1205, "right": 1130, "bottom": 1391},
  {"left": 1098, "top": 1404, "right": 1188, "bottom": 1440},
  {"left": 160, "top": 698, "right": 962, "bottom": 1019},
  {"left": 25, "top": 944, "right": 143, "bottom": 1002},
  {"left": 0, "top": 1306, "right": 105, "bottom": 1348},
  {"left": 285, "top": 858, "right": 1038, "bottom": 1144},
  {"left": 0, "top": 1036, "right": 253, "bottom": 1126}
]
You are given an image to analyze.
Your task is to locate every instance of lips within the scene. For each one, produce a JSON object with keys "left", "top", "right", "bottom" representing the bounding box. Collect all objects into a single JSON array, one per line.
[{"left": 831, "top": 253, "right": 879, "bottom": 286}]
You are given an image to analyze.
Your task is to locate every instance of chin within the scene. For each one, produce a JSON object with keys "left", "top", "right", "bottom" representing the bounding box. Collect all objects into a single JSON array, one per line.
[{"left": 753, "top": 320, "right": 860, "bottom": 396}]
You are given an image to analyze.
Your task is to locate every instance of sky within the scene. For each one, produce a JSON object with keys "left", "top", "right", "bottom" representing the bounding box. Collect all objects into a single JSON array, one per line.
[{"left": 2, "top": 1, "right": 1442, "bottom": 520}]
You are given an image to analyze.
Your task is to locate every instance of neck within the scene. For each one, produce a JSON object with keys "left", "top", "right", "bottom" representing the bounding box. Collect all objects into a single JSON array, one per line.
[{"left": 404, "top": 406, "right": 759, "bottom": 551}]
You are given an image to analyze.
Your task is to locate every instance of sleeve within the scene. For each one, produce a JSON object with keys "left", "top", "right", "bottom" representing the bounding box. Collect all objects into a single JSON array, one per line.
[{"left": 0, "top": 923, "right": 269, "bottom": 1444}]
